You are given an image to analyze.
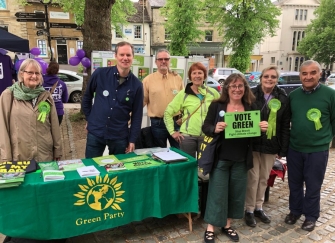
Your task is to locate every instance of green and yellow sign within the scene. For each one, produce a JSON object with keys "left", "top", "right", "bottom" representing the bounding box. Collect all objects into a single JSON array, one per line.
[{"left": 224, "top": 110, "right": 261, "bottom": 138}]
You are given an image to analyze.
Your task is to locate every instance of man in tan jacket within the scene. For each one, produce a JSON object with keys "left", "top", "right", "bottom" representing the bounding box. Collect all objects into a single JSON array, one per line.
[{"left": 143, "top": 49, "right": 184, "bottom": 148}]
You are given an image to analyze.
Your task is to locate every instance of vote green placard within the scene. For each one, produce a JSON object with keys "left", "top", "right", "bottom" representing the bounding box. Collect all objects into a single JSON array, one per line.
[{"left": 224, "top": 110, "right": 261, "bottom": 139}]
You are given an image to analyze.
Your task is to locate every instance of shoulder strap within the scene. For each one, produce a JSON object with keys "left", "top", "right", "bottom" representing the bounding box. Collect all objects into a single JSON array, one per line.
[
  {"left": 181, "top": 87, "right": 208, "bottom": 125},
  {"left": 49, "top": 81, "right": 59, "bottom": 94}
]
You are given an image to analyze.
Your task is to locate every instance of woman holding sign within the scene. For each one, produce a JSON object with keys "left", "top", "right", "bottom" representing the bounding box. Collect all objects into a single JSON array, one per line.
[
  {"left": 244, "top": 66, "right": 290, "bottom": 228},
  {"left": 202, "top": 73, "right": 266, "bottom": 243}
]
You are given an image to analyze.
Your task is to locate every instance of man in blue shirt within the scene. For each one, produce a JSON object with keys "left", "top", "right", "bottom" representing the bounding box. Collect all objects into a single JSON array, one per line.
[{"left": 82, "top": 41, "right": 143, "bottom": 158}]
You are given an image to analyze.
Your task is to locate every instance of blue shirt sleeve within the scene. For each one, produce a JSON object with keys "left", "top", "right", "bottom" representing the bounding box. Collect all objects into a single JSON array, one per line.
[{"left": 129, "top": 81, "right": 144, "bottom": 143}]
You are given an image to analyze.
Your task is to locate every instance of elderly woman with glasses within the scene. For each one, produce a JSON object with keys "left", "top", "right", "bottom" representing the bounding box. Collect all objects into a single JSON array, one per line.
[
  {"left": 0, "top": 58, "right": 62, "bottom": 163},
  {"left": 202, "top": 73, "right": 267, "bottom": 243},
  {"left": 244, "top": 66, "right": 290, "bottom": 227}
]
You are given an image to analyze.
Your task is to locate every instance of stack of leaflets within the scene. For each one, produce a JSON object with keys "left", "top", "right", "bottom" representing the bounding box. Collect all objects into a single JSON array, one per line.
[
  {"left": 152, "top": 151, "right": 188, "bottom": 163},
  {"left": 77, "top": 165, "right": 100, "bottom": 178},
  {"left": 57, "top": 159, "right": 85, "bottom": 172},
  {"left": 39, "top": 162, "right": 65, "bottom": 182},
  {"left": 92, "top": 155, "right": 120, "bottom": 167},
  {"left": 0, "top": 160, "right": 37, "bottom": 188}
]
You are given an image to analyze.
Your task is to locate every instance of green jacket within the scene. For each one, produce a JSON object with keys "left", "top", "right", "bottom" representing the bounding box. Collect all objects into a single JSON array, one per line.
[{"left": 164, "top": 83, "right": 220, "bottom": 136}]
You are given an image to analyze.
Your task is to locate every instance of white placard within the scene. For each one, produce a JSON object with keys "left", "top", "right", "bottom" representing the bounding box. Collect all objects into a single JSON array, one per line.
[
  {"left": 70, "top": 48, "right": 75, "bottom": 55},
  {"left": 49, "top": 11, "right": 70, "bottom": 19}
]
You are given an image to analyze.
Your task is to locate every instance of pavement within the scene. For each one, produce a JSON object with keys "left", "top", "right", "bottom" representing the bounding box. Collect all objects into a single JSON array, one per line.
[{"left": 2, "top": 107, "right": 335, "bottom": 242}]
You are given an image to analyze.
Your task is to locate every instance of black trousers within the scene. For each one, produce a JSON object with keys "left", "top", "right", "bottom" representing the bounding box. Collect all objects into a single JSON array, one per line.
[{"left": 287, "top": 147, "right": 328, "bottom": 222}]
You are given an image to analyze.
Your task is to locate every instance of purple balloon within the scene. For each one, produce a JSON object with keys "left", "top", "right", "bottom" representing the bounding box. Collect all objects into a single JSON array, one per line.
[
  {"left": 35, "top": 58, "right": 48, "bottom": 74},
  {"left": 69, "top": 56, "right": 81, "bottom": 66},
  {"left": 76, "top": 49, "right": 86, "bottom": 59},
  {"left": 30, "top": 47, "right": 41, "bottom": 56},
  {"left": 15, "top": 59, "right": 24, "bottom": 71},
  {"left": 81, "top": 57, "right": 91, "bottom": 68}
]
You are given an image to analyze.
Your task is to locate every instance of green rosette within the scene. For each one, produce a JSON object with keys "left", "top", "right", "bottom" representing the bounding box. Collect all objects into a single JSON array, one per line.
[
  {"left": 266, "top": 98, "right": 281, "bottom": 139},
  {"left": 37, "top": 101, "right": 51, "bottom": 123},
  {"left": 307, "top": 108, "right": 322, "bottom": 130}
]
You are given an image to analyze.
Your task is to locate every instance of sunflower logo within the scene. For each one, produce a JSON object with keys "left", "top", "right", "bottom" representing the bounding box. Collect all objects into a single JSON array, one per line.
[{"left": 74, "top": 175, "right": 125, "bottom": 211}]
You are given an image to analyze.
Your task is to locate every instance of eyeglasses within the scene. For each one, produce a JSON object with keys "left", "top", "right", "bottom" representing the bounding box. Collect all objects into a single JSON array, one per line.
[
  {"left": 156, "top": 58, "right": 170, "bottom": 62},
  {"left": 263, "top": 75, "right": 277, "bottom": 79},
  {"left": 229, "top": 84, "right": 245, "bottom": 90},
  {"left": 24, "top": 71, "right": 41, "bottom": 76}
]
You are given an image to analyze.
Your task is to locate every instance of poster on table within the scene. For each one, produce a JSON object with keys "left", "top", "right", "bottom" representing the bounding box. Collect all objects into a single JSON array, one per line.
[{"left": 224, "top": 110, "right": 261, "bottom": 138}]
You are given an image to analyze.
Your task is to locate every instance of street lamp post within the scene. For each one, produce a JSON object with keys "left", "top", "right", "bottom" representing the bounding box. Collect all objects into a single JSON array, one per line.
[{"left": 40, "top": 0, "right": 53, "bottom": 61}]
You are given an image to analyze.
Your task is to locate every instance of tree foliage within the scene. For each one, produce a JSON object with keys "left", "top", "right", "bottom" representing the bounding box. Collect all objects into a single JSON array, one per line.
[
  {"left": 205, "top": 0, "right": 280, "bottom": 72},
  {"left": 298, "top": 0, "right": 335, "bottom": 67},
  {"left": 161, "top": 0, "right": 204, "bottom": 56},
  {"left": 17, "top": 0, "right": 136, "bottom": 96}
]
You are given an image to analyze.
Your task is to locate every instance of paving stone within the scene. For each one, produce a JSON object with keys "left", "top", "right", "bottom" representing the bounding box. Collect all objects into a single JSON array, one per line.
[
  {"left": 287, "top": 232, "right": 301, "bottom": 239},
  {"left": 275, "top": 226, "right": 289, "bottom": 233},
  {"left": 167, "top": 231, "right": 180, "bottom": 239},
  {"left": 173, "top": 238, "right": 187, "bottom": 243},
  {"left": 178, "top": 228, "right": 191, "bottom": 236},
  {"left": 325, "top": 225, "right": 335, "bottom": 232},
  {"left": 268, "top": 230, "right": 281, "bottom": 236},
  {"left": 315, "top": 229, "right": 329, "bottom": 236},
  {"left": 184, "top": 233, "right": 200, "bottom": 241},
  {"left": 260, "top": 233, "right": 272, "bottom": 240},
  {"left": 238, "top": 229, "right": 253, "bottom": 236},
  {"left": 280, "top": 236, "right": 296, "bottom": 243},
  {"left": 250, "top": 236, "right": 264, "bottom": 242},
  {"left": 300, "top": 239, "right": 314, "bottom": 243},
  {"left": 308, "top": 233, "right": 322, "bottom": 241},
  {"left": 332, "top": 235, "right": 335, "bottom": 241},
  {"left": 156, "top": 235, "right": 169, "bottom": 242}
]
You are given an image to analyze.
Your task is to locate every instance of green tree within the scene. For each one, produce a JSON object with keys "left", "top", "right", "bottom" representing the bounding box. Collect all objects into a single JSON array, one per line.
[
  {"left": 161, "top": 0, "right": 204, "bottom": 56},
  {"left": 298, "top": 0, "right": 335, "bottom": 67},
  {"left": 18, "top": 0, "right": 136, "bottom": 93},
  {"left": 205, "top": 0, "right": 280, "bottom": 72}
]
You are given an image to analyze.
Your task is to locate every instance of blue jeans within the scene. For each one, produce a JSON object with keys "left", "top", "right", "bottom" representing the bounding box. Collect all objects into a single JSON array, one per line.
[
  {"left": 85, "top": 132, "right": 128, "bottom": 158},
  {"left": 150, "top": 118, "right": 179, "bottom": 148}
]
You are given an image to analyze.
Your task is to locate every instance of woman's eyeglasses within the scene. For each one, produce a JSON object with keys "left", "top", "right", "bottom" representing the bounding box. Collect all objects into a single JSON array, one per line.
[
  {"left": 263, "top": 75, "right": 277, "bottom": 79},
  {"left": 229, "top": 84, "right": 245, "bottom": 90},
  {"left": 24, "top": 71, "right": 41, "bottom": 76},
  {"left": 156, "top": 58, "right": 170, "bottom": 62}
]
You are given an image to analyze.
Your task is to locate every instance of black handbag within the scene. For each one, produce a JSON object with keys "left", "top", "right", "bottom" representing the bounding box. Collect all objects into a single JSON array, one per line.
[{"left": 197, "top": 104, "right": 222, "bottom": 176}]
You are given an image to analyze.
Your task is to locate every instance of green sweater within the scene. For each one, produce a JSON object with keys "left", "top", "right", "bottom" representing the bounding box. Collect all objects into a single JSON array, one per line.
[{"left": 289, "top": 85, "right": 335, "bottom": 152}]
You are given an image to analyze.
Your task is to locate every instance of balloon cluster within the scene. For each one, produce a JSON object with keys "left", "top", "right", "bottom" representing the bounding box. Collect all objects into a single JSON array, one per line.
[
  {"left": 15, "top": 47, "right": 48, "bottom": 74},
  {"left": 69, "top": 49, "right": 91, "bottom": 68}
]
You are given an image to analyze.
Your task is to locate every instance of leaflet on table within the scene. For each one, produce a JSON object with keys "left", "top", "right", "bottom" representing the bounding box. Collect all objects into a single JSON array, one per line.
[
  {"left": 92, "top": 155, "right": 120, "bottom": 167},
  {"left": 77, "top": 165, "right": 100, "bottom": 177},
  {"left": 39, "top": 162, "right": 65, "bottom": 182},
  {"left": 124, "top": 159, "right": 163, "bottom": 170},
  {"left": 105, "top": 162, "right": 126, "bottom": 172},
  {"left": 57, "top": 159, "right": 85, "bottom": 171},
  {"left": 0, "top": 159, "right": 37, "bottom": 173},
  {"left": 0, "top": 172, "right": 25, "bottom": 188},
  {"left": 133, "top": 147, "right": 169, "bottom": 155}
]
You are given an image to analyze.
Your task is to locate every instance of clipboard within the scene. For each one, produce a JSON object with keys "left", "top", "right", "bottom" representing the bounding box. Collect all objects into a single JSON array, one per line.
[{"left": 152, "top": 151, "right": 188, "bottom": 163}]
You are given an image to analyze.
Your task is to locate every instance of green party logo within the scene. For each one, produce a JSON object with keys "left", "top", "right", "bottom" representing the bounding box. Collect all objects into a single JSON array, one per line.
[{"left": 74, "top": 175, "right": 125, "bottom": 211}]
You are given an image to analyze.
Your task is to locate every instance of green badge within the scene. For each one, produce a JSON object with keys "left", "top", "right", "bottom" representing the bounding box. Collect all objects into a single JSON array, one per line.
[
  {"left": 125, "top": 97, "right": 129, "bottom": 101},
  {"left": 266, "top": 98, "right": 281, "bottom": 139},
  {"left": 307, "top": 108, "right": 322, "bottom": 130},
  {"left": 37, "top": 101, "right": 51, "bottom": 123}
]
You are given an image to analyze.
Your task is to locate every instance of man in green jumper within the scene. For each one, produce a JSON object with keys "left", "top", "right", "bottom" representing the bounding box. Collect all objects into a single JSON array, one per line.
[{"left": 285, "top": 60, "right": 335, "bottom": 231}]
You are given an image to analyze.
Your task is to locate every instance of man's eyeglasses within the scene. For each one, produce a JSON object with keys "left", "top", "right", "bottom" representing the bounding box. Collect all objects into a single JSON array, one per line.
[
  {"left": 24, "top": 71, "right": 41, "bottom": 76},
  {"left": 156, "top": 58, "right": 170, "bottom": 62},
  {"left": 263, "top": 75, "right": 277, "bottom": 79},
  {"left": 229, "top": 84, "right": 245, "bottom": 90}
]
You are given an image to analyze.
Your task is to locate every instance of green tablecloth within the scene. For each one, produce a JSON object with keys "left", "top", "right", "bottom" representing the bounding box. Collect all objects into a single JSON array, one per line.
[{"left": 0, "top": 149, "right": 198, "bottom": 240}]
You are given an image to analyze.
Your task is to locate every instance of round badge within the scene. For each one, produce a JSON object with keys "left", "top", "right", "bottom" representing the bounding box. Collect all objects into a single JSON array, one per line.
[
  {"left": 125, "top": 97, "right": 129, "bottom": 101},
  {"left": 103, "top": 90, "right": 109, "bottom": 96},
  {"left": 219, "top": 110, "right": 225, "bottom": 117},
  {"left": 172, "top": 90, "right": 178, "bottom": 95}
]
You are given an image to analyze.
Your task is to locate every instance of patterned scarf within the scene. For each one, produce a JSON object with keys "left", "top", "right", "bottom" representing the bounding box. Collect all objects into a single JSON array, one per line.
[{"left": 8, "top": 82, "right": 45, "bottom": 101}]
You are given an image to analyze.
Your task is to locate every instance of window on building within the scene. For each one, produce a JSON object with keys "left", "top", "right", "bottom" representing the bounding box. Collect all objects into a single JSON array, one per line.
[
  {"left": 271, "top": 57, "right": 275, "bottom": 64},
  {"left": 294, "top": 57, "right": 299, "bottom": 71},
  {"left": 134, "top": 45, "right": 144, "bottom": 54},
  {"left": 297, "top": 31, "right": 301, "bottom": 47},
  {"left": 302, "top": 31, "right": 305, "bottom": 39},
  {"left": 37, "top": 39, "right": 47, "bottom": 57},
  {"left": 260, "top": 58, "right": 263, "bottom": 65},
  {"left": 205, "top": 30, "right": 213, "bottom": 42},
  {"left": 295, "top": 9, "right": 299, "bottom": 20},
  {"left": 292, "top": 31, "right": 296, "bottom": 51},
  {"left": 164, "top": 29, "right": 171, "bottom": 41},
  {"left": 115, "top": 25, "right": 123, "bottom": 38},
  {"left": 304, "top": 10, "right": 308, "bottom": 20},
  {"left": 300, "top": 9, "right": 303, "bottom": 20},
  {"left": 134, "top": 25, "right": 142, "bottom": 39},
  {"left": 289, "top": 57, "right": 292, "bottom": 71},
  {"left": 0, "top": 0, "right": 7, "bottom": 9},
  {"left": 77, "top": 41, "right": 83, "bottom": 50},
  {"left": 34, "top": 10, "right": 45, "bottom": 29}
]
